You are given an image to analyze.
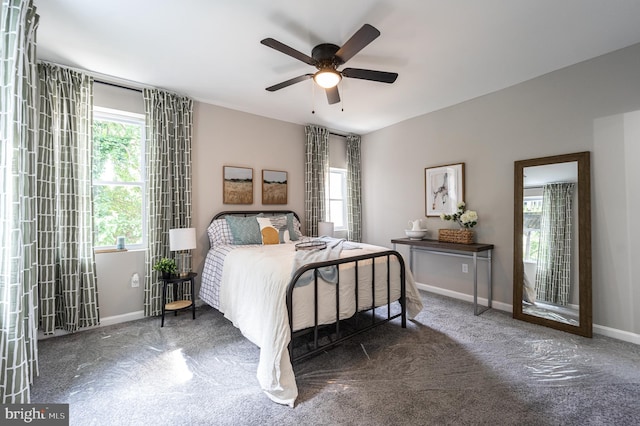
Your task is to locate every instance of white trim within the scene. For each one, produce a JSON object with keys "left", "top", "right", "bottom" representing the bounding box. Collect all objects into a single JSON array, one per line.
[
  {"left": 328, "top": 167, "right": 348, "bottom": 230},
  {"left": 594, "top": 324, "right": 640, "bottom": 345},
  {"left": 92, "top": 110, "right": 147, "bottom": 250},
  {"left": 93, "top": 106, "right": 144, "bottom": 121},
  {"left": 101, "top": 310, "right": 146, "bottom": 326},
  {"left": 37, "top": 299, "right": 207, "bottom": 340},
  {"left": 416, "top": 282, "right": 511, "bottom": 313},
  {"left": 38, "top": 310, "right": 145, "bottom": 340},
  {"left": 416, "top": 282, "right": 640, "bottom": 345}
]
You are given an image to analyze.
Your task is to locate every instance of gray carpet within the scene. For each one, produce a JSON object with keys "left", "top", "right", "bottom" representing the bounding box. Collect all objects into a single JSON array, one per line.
[{"left": 32, "top": 291, "right": 640, "bottom": 426}]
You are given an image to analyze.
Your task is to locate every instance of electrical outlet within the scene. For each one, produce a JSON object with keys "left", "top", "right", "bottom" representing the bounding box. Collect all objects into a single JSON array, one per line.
[
  {"left": 131, "top": 273, "right": 139, "bottom": 288},
  {"left": 462, "top": 264, "right": 468, "bottom": 273}
]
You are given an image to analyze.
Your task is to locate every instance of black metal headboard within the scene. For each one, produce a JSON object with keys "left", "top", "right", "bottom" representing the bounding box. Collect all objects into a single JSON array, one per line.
[{"left": 212, "top": 210, "right": 301, "bottom": 223}]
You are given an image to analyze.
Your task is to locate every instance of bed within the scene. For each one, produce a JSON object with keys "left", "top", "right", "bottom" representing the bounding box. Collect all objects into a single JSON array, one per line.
[{"left": 199, "top": 210, "right": 423, "bottom": 406}]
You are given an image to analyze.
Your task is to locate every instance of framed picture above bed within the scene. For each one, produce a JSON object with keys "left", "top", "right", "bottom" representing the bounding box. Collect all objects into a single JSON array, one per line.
[
  {"left": 223, "top": 166, "right": 253, "bottom": 204},
  {"left": 425, "top": 162, "right": 465, "bottom": 216},
  {"left": 262, "top": 169, "right": 288, "bottom": 205}
]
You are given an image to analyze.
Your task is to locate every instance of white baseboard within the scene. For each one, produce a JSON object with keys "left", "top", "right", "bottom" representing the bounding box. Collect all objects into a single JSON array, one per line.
[
  {"left": 416, "top": 282, "right": 640, "bottom": 345},
  {"left": 101, "top": 310, "right": 145, "bottom": 327},
  {"left": 594, "top": 324, "right": 640, "bottom": 345},
  {"left": 38, "top": 299, "right": 206, "bottom": 340},
  {"left": 416, "top": 282, "right": 512, "bottom": 313},
  {"left": 38, "top": 310, "right": 145, "bottom": 340}
]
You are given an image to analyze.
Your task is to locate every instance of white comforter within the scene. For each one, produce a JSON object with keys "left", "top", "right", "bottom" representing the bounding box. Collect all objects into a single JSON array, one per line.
[{"left": 218, "top": 241, "right": 423, "bottom": 407}]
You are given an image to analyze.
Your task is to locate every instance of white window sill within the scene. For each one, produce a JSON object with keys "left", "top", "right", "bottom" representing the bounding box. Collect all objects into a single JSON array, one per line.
[{"left": 95, "top": 248, "right": 146, "bottom": 255}]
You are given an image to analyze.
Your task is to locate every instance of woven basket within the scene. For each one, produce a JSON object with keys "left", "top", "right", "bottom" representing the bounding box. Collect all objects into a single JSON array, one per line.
[{"left": 438, "top": 229, "right": 474, "bottom": 244}]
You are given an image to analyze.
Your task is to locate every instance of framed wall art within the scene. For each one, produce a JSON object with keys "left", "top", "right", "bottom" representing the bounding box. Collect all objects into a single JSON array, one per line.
[
  {"left": 223, "top": 166, "right": 253, "bottom": 204},
  {"left": 425, "top": 163, "right": 465, "bottom": 216},
  {"left": 262, "top": 169, "right": 287, "bottom": 205}
]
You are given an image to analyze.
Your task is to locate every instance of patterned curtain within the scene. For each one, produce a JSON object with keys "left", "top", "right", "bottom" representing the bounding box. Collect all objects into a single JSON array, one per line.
[
  {"left": 143, "top": 89, "right": 193, "bottom": 316},
  {"left": 346, "top": 134, "right": 362, "bottom": 242},
  {"left": 534, "top": 183, "right": 574, "bottom": 305},
  {"left": 37, "top": 62, "right": 100, "bottom": 334},
  {"left": 304, "top": 125, "right": 329, "bottom": 237},
  {"left": 0, "top": 0, "right": 39, "bottom": 403}
]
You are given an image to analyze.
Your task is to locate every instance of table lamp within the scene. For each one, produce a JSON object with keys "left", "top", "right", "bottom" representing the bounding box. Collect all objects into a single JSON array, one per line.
[{"left": 169, "top": 227, "right": 196, "bottom": 277}]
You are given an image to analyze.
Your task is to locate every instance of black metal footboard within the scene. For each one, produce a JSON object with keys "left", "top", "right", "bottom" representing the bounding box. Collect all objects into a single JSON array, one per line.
[{"left": 286, "top": 250, "right": 406, "bottom": 363}]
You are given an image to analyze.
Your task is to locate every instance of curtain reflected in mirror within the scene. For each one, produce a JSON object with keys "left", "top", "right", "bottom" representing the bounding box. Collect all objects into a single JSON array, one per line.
[
  {"left": 514, "top": 152, "right": 592, "bottom": 337},
  {"left": 523, "top": 179, "right": 577, "bottom": 325}
]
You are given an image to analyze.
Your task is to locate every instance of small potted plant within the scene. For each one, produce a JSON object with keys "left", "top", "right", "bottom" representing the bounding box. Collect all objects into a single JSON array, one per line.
[
  {"left": 439, "top": 201, "right": 479, "bottom": 244},
  {"left": 153, "top": 258, "right": 177, "bottom": 279}
]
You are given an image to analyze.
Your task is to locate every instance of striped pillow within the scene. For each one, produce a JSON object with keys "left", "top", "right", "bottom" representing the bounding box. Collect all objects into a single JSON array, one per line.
[{"left": 270, "top": 213, "right": 302, "bottom": 241}]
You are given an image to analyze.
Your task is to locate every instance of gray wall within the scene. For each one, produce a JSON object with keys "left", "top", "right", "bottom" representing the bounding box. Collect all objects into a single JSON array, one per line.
[
  {"left": 361, "top": 43, "right": 640, "bottom": 340},
  {"left": 191, "top": 102, "right": 305, "bottom": 292}
]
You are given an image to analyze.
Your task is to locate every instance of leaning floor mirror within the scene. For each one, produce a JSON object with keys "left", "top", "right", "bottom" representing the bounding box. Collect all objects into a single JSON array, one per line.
[{"left": 513, "top": 151, "right": 592, "bottom": 337}]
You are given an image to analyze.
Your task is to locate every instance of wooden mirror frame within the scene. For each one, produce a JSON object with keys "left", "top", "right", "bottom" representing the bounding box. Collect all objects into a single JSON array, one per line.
[{"left": 513, "top": 151, "right": 592, "bottom": 337}]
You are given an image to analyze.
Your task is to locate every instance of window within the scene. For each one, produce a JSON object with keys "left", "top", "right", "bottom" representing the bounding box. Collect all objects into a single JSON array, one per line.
[
  {"left": 92, "top": 107, "right": 146, "bottom": 249},
  {"left": 523, "top": 196, "right": 543, "bottom": 262},
  {"left": 328, "top": 168, "right": 348, "bottom": 230}
]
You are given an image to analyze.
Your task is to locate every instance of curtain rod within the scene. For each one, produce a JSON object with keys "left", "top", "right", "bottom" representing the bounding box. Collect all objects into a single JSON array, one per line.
[
  {"left": 38, "top": 60, "right": 153, "bottom": 93},
  {"left": 95, "top": 80, "right": 142, "bottom": 93}
]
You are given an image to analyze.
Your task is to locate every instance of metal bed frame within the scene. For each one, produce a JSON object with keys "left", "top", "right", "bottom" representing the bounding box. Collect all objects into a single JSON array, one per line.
[
  {"left": 213, "top": 210, "right": 408, "bottom": 363},
  {"left": 287, "top": 250, "right": 407, "bottom": 363}
]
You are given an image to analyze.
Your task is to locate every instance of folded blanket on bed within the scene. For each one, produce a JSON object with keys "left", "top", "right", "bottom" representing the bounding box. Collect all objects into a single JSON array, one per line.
[
  {"left": 316, "top": 236, "right": 360, "bottom": 250},
  {"left": 292, "top": 238, "right": 360, "bottom": 286}
]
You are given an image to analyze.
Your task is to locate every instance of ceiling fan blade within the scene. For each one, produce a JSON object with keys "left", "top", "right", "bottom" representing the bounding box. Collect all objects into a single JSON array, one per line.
[
  {"left": 335, "top": 24, "right": 380, "bottom": 64},
  {"left": 325, "top": 86, "right": 340, "bottom": 105},
  {"left": 342, "top": 68, "right": 398, "bottom": 83},
  {"left": 266, "top": 74, "right": 313, "bottom": 92},
  {"left": 261, "top": 38, "right": 316, "bottom": 66}
]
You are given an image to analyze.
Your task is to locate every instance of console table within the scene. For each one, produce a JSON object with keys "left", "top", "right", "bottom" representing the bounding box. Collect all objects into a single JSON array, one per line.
[{"left": 391, "top": 238, "right": 494, "bottom": 315}]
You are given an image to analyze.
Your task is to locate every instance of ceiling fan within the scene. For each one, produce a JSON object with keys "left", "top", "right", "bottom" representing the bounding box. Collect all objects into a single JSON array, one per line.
[{"left": 261, "top": 24, "right": 398, "bottom": 105}]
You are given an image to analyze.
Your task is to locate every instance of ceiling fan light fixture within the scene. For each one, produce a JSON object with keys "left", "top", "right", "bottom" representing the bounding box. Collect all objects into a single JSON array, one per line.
[{"left": 313, "top": 69, "right": 341, "bottom": 88}]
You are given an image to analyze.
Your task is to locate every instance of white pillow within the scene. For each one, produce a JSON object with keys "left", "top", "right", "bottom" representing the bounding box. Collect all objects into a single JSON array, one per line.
[{"left": 257, "top": 217, "right": 280, "bottom": 245}]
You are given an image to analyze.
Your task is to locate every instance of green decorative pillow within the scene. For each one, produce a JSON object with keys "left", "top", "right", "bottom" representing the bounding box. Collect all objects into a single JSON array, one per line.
[{"left": 225, "top": 215, "right": 263, "bottom": 245}]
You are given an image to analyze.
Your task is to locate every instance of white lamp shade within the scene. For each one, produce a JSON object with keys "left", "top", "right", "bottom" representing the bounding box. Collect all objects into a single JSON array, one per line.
[
  {"left": 318, "top": 221, "right": 334, "bottom": 237},
  {"left": 169, "top": 228, "right": 196, "bottom": 251}
]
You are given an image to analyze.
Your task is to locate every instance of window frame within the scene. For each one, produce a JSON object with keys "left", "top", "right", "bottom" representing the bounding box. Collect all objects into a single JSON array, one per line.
[
  {"left": 522, "top": 195, "right": 543, "bottom": 263},
  {"left": 328, "top": 167, "right": 349, "bottom": 231},
  {"left": 92, "top": 107, "right": 147, "bottom": 251}
]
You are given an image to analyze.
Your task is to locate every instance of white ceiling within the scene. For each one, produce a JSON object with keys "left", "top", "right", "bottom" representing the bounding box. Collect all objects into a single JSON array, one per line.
[
  {"left": 524, "top": 162, "right": 577, "bottom": 187},
  {"left": 33, "top": 0, "right": 640, "bottom": 135}
]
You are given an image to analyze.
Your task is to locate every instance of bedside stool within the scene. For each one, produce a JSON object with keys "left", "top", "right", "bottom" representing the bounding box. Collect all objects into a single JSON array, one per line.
[{"left": 161, "top": 272, "right": 197, "bottom": 327}]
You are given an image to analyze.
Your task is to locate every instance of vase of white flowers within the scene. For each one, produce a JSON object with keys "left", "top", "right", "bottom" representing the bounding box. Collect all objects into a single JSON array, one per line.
[{"left": 438, "top": 202, "right": 478, "bottom": 244}]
